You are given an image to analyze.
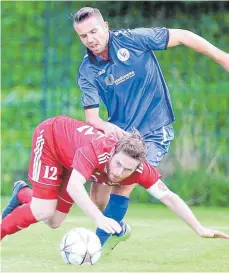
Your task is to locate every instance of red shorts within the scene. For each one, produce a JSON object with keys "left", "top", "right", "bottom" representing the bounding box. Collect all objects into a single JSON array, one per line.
[{"left": 28, "top": 118, "right": 74, "bottom": 213}]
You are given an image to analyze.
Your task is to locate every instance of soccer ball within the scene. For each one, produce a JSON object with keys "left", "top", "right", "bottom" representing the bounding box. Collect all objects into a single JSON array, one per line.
[{"left": 60, "top": 228, "right": 102, "bottom": 265}]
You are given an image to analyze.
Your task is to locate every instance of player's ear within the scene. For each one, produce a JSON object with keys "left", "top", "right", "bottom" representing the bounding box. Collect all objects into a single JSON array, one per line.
[{"left": 104, "top": 21, "right": 109, "bottom": 30}]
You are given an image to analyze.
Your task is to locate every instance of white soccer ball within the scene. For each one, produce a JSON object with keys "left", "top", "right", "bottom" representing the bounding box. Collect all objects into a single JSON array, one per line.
[{"left": 60, "top": 228, "right": 102, "bottom": 265}]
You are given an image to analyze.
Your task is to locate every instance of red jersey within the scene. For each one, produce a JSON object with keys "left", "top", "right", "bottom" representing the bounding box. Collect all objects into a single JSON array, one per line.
[{"left": 35, "top": 115, "right": 161, "bottom": 189}]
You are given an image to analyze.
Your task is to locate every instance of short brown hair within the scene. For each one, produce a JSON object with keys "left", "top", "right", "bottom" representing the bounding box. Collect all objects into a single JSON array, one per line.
[
  {"left": 115, "top": 129, "right": 147, "bottom": 163},
  {"left": 71, "top": 7, "right": 103, "bottom": 24}
]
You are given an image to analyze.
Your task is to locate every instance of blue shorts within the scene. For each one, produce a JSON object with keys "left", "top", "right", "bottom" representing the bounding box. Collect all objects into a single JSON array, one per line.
[{"left": 143, "top": 124, "right": 174, "bottom": 167}]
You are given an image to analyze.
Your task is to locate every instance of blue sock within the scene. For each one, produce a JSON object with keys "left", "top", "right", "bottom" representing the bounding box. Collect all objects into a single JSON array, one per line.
[{"left": 96, "top": 193, "right": 129, "bottom": 246}]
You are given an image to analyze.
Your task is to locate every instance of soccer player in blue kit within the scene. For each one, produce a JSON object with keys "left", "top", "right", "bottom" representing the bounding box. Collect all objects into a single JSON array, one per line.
[{"left": 72, "top": 7, "right": 229, "bottom": 250}]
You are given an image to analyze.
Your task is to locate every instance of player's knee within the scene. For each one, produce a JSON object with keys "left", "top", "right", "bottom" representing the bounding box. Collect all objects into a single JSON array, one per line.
[
  {"left": 32, "top": 207, "right": 55, "bottom": 221},
  {"left": 30, "top": 202, "right": 56, "bottom": 221},
  {"left": 45, "top": 210, "right": 67, "bottom": 229}
]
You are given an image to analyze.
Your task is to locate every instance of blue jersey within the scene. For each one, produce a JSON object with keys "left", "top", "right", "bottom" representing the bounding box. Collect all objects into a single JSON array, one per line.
[{"left": 78, "top": 27, "right": 175, "bottom": 136}]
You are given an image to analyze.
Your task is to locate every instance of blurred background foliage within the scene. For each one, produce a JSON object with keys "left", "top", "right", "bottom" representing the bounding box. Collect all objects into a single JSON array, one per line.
[{"left": 1, "top": 1, "right": 229, "bottom": 206}]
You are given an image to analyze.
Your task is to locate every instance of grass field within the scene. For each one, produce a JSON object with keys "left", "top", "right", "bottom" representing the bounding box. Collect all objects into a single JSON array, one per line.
[{"left": 1, "top": 202, "right": 229, "bottom": 272}]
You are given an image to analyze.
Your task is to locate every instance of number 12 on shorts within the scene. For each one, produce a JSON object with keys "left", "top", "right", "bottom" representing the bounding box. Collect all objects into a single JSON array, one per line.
[{"left": 43, "top": 166, "right": 58, "bottom": 180}]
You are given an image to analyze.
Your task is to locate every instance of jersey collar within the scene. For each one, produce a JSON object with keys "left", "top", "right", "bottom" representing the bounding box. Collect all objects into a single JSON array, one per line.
[{"left": 87, "top": 31, "right": 114, "bottom": 65}]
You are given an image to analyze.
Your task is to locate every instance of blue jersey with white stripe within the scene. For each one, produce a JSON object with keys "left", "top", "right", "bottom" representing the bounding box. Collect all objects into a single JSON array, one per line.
[{"left": 78, "top": 27, "right": 175, "bottom": 136}]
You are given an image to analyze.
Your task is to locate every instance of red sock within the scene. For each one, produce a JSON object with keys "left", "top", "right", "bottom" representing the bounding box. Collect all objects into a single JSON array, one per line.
[
  {"left": 1, "top": 204, "right": 38, "bottom": 240},
  {"left": 18, "top": 187, "right": 33, "bottom": 204}
]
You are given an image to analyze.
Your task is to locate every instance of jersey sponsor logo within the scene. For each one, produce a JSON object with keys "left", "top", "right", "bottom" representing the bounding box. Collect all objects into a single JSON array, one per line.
[
  {"left": 117, "top": 48, "right": 130, "bottom": 62},
  {"left": 97, "top": 152, "right": 111, "bottom": 164},
  {"left": 98, "top": 69, "right": 106, "bottom": 76},
  {"left": 105, "top": 71, "right": 135, "bottom": 86},
  {"left": 105, "top": 74, "right": 115, "bottom": 86}
]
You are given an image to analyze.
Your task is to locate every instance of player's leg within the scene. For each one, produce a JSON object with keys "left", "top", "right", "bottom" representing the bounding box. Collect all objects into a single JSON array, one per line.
[
  {"left": 1, "top": 120, "right": 63, "bottom": 240},
  {"left": 90, "top": 182, "right": 112, "bottom": 211},
  {"left": 1, "top": 180, "right": 60, "bottom": 240},
  {"left": 2, "top": 177, "right": 72, "bottom": 230},
  {"left": 1, "top": 188, "right": 57, "bottom": 240},
  {"left": 101, "top": 124, "right": 174, "bottom": 251},
  {"left": 45, "top": 170, "right": 74, "bottom": 229},
  {"left": 1, "top": 181, "right": 66, "bottom": 230},
  {"left": 47, "top": 171, "right": 115, "bottom": 229},
  {"left": 96, "top": 184, "right": 135, "bottom": 246},
  {"left": 45, "top": 210, "right": 67, "bottom": 229},
  {"left": 106, "top": 123, "right": 174, "bottom": 225},
  {"left": 145, "top": 123, "right": 174, "bottom": 167}
]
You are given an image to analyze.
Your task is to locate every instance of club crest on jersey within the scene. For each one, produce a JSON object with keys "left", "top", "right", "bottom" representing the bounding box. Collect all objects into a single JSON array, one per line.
[{"left": 117, "top": 48, "right": 130, "bottom": 62}]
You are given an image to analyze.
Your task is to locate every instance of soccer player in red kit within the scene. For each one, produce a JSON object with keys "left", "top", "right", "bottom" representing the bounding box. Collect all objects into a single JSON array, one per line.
[
  {"left": 1, "top": 115, "right": 228, "bottom": 243},
  {"left": 1, "top": 115, "right": 156, "bottom": 240}
]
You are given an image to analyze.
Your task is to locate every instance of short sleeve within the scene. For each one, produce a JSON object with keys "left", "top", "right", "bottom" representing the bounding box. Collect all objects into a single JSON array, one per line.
[
  {"left": 78, "top": 73, "right": 100, "bottom": 109},
  {"left": 72, "top": 144, "right": 98, "bottom": 181},
  {"left": 138, "top": 162, "right": 162, "bottom": 189},
  {"left": 130, "top": 27, "right": 169, "bottom": 51}
]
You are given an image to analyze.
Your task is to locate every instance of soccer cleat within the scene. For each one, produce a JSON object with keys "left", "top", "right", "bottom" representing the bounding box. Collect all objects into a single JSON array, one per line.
[
  {"left": 2, "top": 180, "right": 29, "bottom": 219},
  {"left": 102, "top": 220, "right": 131, "bottom": 256}
]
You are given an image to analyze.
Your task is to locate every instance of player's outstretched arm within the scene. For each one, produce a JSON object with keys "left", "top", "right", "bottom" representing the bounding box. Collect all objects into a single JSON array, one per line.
[
  {"left": 147, "top": 179, "right": 229, "bottom": 239},
  {"left": 167, "top": 29, "right": 229, "bottom": 71},
  {"left": 67, "top": 169, "right": 121, "bottom": 234}
]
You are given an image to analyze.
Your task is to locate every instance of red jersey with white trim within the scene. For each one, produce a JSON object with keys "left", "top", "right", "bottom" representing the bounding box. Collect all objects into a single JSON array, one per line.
[{"left": 49, "top": 115, "right": 161, "bottom": 189}]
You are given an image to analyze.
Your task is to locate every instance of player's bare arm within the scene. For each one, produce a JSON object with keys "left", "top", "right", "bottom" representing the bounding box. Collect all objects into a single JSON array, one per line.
[
  {"left": 85, "top": 107, "right": 127, "bottom": 138},
  {"left": 67, "top": 169, "right": 121, "bottom": 234},
  {"left": 147, "top": 179, "right": 229, "bottom": 239},
  {"left": 168, "top": 29, "right": 229, "bottom": 71}
]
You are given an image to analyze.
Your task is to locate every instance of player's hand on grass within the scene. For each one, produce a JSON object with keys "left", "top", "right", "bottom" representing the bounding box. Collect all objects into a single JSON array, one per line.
[
  {"left": 104, "top": 122, "right": 129, "bottom": 139},
  {"left": 95, "top": 215, "right": 122, "bottom": 234},
  {"left": 198, "top": 227, "right": 229, "bottom": 239}
]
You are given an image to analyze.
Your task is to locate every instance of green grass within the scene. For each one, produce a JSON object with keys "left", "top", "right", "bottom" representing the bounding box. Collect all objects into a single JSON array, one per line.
[{"left": 1, "top": 203, "right": 229, "bottom": 272}]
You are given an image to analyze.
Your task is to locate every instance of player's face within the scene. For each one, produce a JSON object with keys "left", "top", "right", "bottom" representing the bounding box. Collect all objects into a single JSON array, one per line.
[
  {"left": 107, "top": 151, "right": 140, "bottom": 183},
  {"left": 74, "top": 16, "right": 109, "bottom": 54}
]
